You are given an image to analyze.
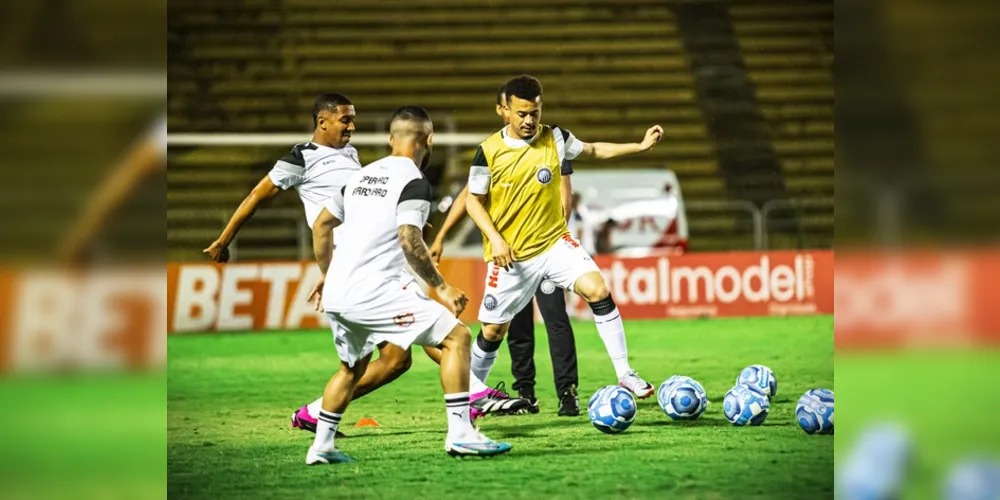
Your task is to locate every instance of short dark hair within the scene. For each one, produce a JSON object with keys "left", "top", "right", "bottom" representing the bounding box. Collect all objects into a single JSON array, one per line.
[
  {"left": 495, "top": 84, "right": 507, "bottom": 106},
  {"left": 504, "top": 75, "right": 542, "bottom": 105},
  {"left": 390, "top": 105, "right": 432, "bottom": 124},
  {"left": 312, "top": 93, "right": 352, "bottom": 127},
  {"left": 389, "top": 106, "right": 433, "bottom": 138}
]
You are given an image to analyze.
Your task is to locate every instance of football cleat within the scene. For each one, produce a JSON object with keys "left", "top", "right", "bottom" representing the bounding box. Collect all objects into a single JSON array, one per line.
[
  {"left": 291, "top": 405, "right": 346, "bottom": 437},
  {"left": 558, "top": 385, "right": 580, "bottom": 416},
  {"left": 445, "top": 429, "right": 512, "bottom": 457},
  {"left": 470, "top": 381, "right": 533, "bottom": 417},
  {"left": 306, "top": 447, "right": 355, "bottom": 465},
  {"left": 618, "top": 370, "right": 655, "bottom": 399},
  {"left": 516, "top": 388, "right": 540, "bottom": 415}
]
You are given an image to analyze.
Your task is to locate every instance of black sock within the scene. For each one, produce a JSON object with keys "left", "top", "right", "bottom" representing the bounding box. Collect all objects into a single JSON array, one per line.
[{"left": 476, "top": 330, "right": 502, "bottom": 352}]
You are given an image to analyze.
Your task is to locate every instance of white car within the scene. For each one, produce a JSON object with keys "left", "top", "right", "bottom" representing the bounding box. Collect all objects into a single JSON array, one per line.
[{"left": 440, "top": 168, "right": 688, "bottom": 258}]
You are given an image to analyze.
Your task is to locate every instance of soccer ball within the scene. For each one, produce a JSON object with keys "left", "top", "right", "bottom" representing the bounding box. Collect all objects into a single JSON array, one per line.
[
  {"left": 659, "top": 375, "right": 692, "bottom": 391},
  {"left": 944, "top": 457, "right": 1000, "bottom": 500},
  {"left": 837, "top": 422, "right": 912, "bottom": 498},
  {"left": 737, "top": 364, "right": 777, "bottom": 398},
  {"left": 723, "top": 384, "right": 770, "bottom": 426},
  {"left": 587, "top": 385, "right": 612, "bottom": 410},
  {"left": 587, "top": 386, "right": 637, "bottom": 434},
  {"left": 657, "top": 376, "right": 708, "bottom": 420},
  {"left": 655, "top": 375, "right": 689, "bottom": 399},
  {"left": 796, "top": 388, "right": 834, "bottom": 434}
]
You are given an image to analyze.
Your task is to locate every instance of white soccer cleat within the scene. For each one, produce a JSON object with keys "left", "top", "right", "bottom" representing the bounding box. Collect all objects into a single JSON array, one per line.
[
  {"left": 444, "top": 429, "right": 513, "bottom": 457},
  {"left": 618, "top": 370, "right": 655, "bottom": 399},
  {"left": 305, "top": 447, "right": 356, "bottom": 465}
]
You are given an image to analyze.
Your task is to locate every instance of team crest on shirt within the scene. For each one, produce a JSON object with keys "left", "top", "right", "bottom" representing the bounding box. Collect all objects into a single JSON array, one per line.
[
  {"left": 535, "top": 167, "right": 553, "bottom": 185},
  {"left": 483, "top": 294, "right": 499, "bottom": 311}
]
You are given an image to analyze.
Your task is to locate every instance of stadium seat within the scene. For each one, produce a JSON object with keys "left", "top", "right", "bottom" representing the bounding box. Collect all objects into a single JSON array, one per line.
[{"left": 168, "top": 0, "right": 832, "bottom": 256}]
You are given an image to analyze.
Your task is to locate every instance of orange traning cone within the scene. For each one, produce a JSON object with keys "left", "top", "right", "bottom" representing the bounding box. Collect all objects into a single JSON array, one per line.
[{"left": 354, "top": 417, "right": 381, "bottom": 428}]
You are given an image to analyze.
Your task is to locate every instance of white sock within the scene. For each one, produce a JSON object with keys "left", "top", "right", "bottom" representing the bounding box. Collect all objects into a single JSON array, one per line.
[
  {"left": 469, "top": 373, "right": 489, "bottom": 397},
  {"left": 470, "top": 339, "right": 499, "bottom": 383},
  {"left": 444, "top": 392, "right": 473, "bottom": 438},
  {"left": 312, "top": 410, "right": 342, "bottom": 452},
  {"left": 595, "top": 307, "right": 631, "bottom": 379},
  {"left": 306, "top": 397, "right": 323, "bottom": 419}
]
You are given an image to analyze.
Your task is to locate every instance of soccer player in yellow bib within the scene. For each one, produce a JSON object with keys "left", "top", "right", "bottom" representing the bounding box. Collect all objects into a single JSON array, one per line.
[{"left": 465, "top": 75, "right": 664, "bottom": 398}]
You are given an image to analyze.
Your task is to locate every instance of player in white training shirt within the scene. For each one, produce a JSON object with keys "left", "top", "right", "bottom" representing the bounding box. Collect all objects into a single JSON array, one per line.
[
  {"left": 205, "top": 93, "right": 360, "bottom": 259},
  {"left": 200, "top": 95, "right": 418, "bottom": 428},
  {"left": 304, "top": 106, "right": 511, "bottom": 464},
  {"left": 204, "top": 94, "right": 526, "bottom": 434}
]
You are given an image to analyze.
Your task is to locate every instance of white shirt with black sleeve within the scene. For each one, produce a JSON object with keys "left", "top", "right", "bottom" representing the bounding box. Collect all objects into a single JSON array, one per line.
[
  {"left": 268, "top": 142, "right": 361, "bottom": 229},
  {"left": 321, "top": 156, "right": 432, "bottom": 312}
]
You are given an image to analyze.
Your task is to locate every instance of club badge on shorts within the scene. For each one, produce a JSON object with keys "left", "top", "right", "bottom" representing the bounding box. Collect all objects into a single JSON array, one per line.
[
  {"left": 535, "top": 167, "right": 552, "bottom": 185},
  {"left": 483, "top": 294, "right": 499, "bottom": 311},
  {"left": 540, "top": 279, "right": 556, "bottom": 295}
]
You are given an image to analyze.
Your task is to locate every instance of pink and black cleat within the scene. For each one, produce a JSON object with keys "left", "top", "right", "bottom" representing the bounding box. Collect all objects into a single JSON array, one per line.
[
  {"left": 470, "top": 407, "right": 485, "bottom": 423},
  {"left": 291, "top": 405, "right": 346, "bottom": 438},
  {"left": 291, "top": 405, "right": 318, "bottom": 432},
  {"left": 470, "top": 382, "right": 533, "bottom": 420}
]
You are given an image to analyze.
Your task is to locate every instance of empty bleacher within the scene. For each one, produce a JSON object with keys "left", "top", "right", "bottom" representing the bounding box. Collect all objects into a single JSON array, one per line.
[
  {"left": 731, "top": 0, "right": 833, "bottom": 249},
  {"left": 167, "top": 0, "right": 833, "bottom": 260}
]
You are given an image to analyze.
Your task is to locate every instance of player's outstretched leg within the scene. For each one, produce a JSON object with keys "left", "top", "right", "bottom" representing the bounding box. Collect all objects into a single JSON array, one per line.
[
  {"left": 305, "top": 355, "right": 370, "bottom": 465},
  {"left": 349, "top": 343, "right": 413, "bottom": 399},
  {"left": 430, "top": 343, "right": 530, "bottom": 421},
  {"left": 573, "top": 271, "right": 654, "bottom": 399},
  {"left": 469, "top": 323, "right": 507, "bottom": 384},
  {"left": 294, "top": 344, "right": 526, "bottom": 433},
  {"left": 293, "top": 343, "right": 413, "bottom": 433},
  {"left": 437, "top": 322, "right": 511, "bottom": 457}
]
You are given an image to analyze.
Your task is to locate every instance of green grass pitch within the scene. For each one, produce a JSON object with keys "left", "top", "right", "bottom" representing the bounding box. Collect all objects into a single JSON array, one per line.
[
  {"left": 168, "top": 316, "right": 833, "bottom": 499},
  {"left": 836, "top": 349, "right": 1000, "bottom": 499},
  {"left": 0, "top": 373, "right": 166, "bottom": 500}
]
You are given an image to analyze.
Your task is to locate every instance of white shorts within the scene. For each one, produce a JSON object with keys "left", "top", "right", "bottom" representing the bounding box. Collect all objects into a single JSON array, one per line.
[
  {"left": 478, "top": 233, "right": 600, "bottom": 324},
  {"left": 327, "top": 280, "right": 460, "bottom": 367}
]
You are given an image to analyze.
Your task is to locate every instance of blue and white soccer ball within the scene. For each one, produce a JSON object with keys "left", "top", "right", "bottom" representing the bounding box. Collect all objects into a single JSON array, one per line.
[
  {"left": 659, "top": 375, "right": 691, "bottom": 391},
  {"left": 837, "top": 422, "right": 912, "bottom": 499},
  {"left": 737, "top": 364, "right": 777, "bottom": 398},
  {"left": 796, "top": 388, "right": 834, "bottom": 435},
  {"left": 657, "top": 376, "right": 709, "bottom": 420},
  {"left": 944, "top": 457, "right": 1000, "bottom": 500},
  {"left": 587, "top": 386, "right": 637, "bottom": 434},
  {"left": 588, "top": 385, "right": 607, "bottom": 410},
  {"left": 655, "top": 375, "right": 687, "bottom": 400},
  {"left": 723, "top": 384, "right": 770, "bottom": 426}
]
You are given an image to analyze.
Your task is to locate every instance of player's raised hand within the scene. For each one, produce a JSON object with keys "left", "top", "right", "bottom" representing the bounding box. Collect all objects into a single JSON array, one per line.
[
  {"left": 204, "top": 240, "right": 231, "bottom": 263},
  {"left": 490, "top": 237, "right": 515, "bottom": 271},
  {"left": 307, "top": 277, "right": 325, "bottom": 311},
  {"left": 640, "top": 125, "right": 664, "bottom": 151},
  {"left": 437, "top": 283, "right": 468, "bottom": 316},
  {"left": 429, "top": 238, "right": 445, "bottom": 265}
]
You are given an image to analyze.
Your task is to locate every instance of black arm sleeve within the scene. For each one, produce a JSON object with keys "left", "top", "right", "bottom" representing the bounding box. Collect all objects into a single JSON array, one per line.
[
  {"left": 398, "top": 177, "right": 433, "bottom": 204},
  {"left": 280, "top": 143, "right": 315, "bottom": 166},
  {"left": 560, "top": 160, "right": 574, "bottom": 175},
  {"left": 471, "top": 145, "right": 488, "bottom": 167}
]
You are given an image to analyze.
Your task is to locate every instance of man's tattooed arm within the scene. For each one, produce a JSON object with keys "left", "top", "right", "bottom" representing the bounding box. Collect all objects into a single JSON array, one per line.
[{"left": 398, "top": 224, "right": 445, "bottom": 288}]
